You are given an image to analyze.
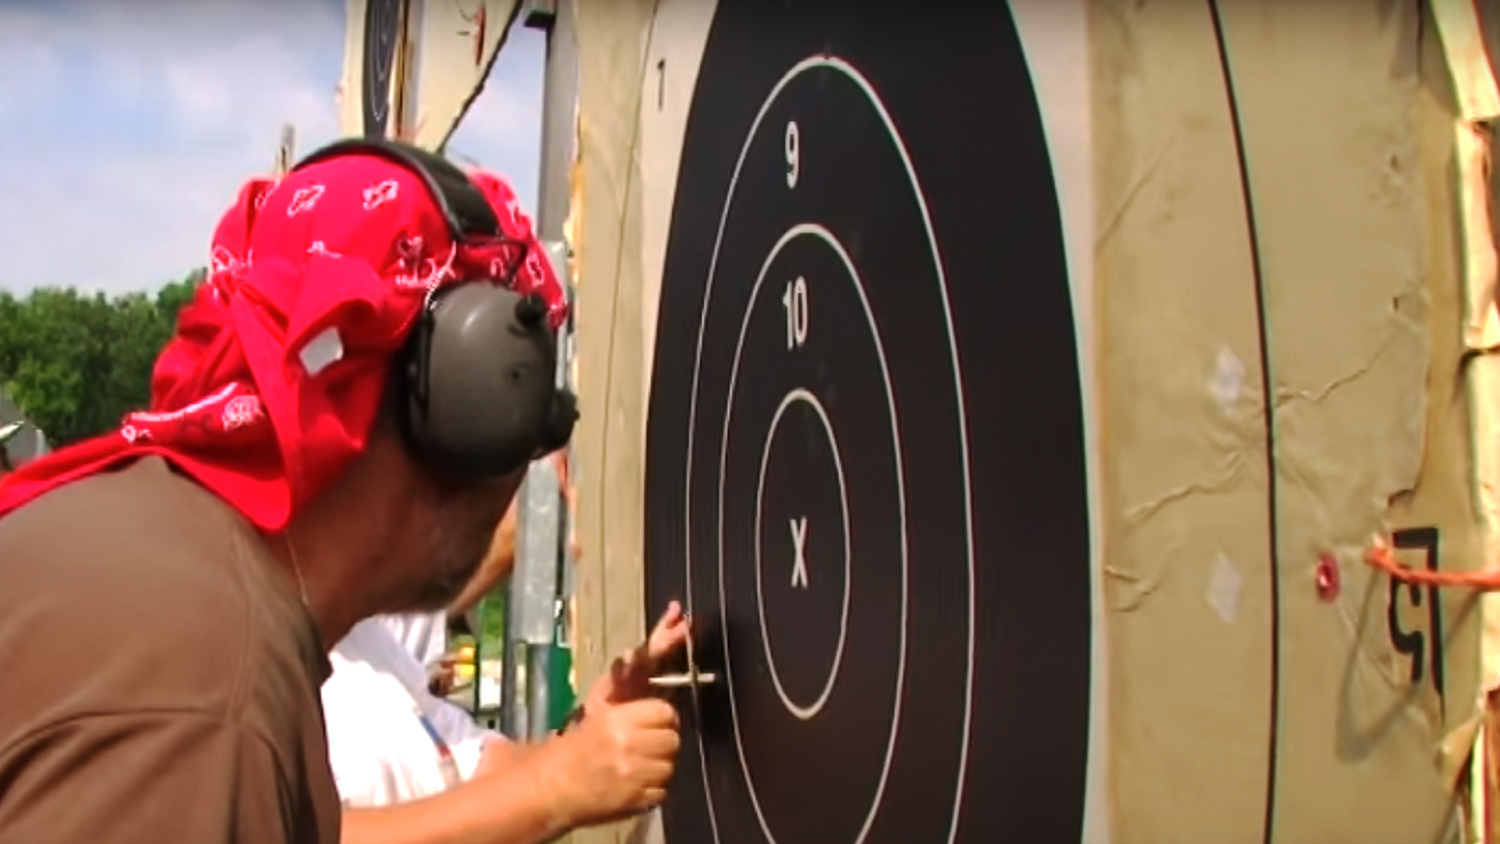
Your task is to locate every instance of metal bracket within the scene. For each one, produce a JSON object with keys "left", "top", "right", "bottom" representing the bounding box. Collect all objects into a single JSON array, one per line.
[
  {"left": 500, "top": 238, "right": 577, "bottom": 739},
  {"left": 538, "top": 239, "right": 578, "bottom": 401},
  {"left": 522, "top": 0, "right": 557, "bottom": 29},
  {"left": 513, "top": 459, "right": 563, "bottom": 646}
]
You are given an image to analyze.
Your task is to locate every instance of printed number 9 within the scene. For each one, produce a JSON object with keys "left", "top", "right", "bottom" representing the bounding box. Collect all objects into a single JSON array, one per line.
[{"left": 786, "top": 121, "right": 799, "bottom": 189}]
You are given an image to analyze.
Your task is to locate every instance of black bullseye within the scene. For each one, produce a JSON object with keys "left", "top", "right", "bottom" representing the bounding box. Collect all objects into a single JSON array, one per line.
[
  {"left": 754, "top": 389, "right": 847, "bottom": 717},
  {"left": 718, "top": 232, "right": 904, "bottom": 844},
  {"left": 644, "top": 1, "right": 1093, "bottom": 842}
]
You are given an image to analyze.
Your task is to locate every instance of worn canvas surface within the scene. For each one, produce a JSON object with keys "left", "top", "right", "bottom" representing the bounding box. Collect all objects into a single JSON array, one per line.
[{"left": 560, "top": 1, "right": 1491, "bottom": 842}]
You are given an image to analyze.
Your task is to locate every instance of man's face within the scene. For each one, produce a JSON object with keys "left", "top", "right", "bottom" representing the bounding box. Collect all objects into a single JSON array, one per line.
[
  {"left": 350, "top": 415, "right": 527, "bottom": 614},
  {"left": 405, "top": 469, "right": 526, "bottom": 611},
  {"left": 349, "top": 390, "right": 530, "bottom": 615}
]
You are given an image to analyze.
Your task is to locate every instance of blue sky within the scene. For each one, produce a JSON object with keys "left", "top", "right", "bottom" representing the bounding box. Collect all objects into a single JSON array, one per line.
[{"left": 0, "top": 0, "right": 545, "bottom": 296}]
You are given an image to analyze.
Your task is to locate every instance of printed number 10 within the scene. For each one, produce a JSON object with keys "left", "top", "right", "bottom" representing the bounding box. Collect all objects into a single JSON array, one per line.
[{"left": 783, "top": 277, "right": 808, "bottom": 350}]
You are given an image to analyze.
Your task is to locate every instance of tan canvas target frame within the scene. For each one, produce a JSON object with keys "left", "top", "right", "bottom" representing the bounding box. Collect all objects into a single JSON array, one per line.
[{"left": 556, "top": 1, "right": 1500, "bottom": 842}]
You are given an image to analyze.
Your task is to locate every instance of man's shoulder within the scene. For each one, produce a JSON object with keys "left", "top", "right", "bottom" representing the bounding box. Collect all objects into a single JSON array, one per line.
[
  {"left": 0, "top": 457, "right": 254, "bottom": 642},
  {"left": 0, "top": 458, "right": 320, "bottom": 733}
]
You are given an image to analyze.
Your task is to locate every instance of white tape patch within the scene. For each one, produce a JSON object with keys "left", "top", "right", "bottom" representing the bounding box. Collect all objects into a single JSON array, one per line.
[
  {"left": 299, "top": 326, "right": 345, "bottom": 377},
  {"left": 1210, "top": 346, "right": 1246, "bottom": 416},
  {"left": 1207, "top": 551, "right": 1242, "bottom": 625}
]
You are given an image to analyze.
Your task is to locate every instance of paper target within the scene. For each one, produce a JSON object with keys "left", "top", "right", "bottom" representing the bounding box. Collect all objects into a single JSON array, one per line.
[
  {"left": 361, "top": 0, "right": 402, "bottom": 138},
  {"left": 644, "top": 2, "right": 1092, "bottom": 842}
]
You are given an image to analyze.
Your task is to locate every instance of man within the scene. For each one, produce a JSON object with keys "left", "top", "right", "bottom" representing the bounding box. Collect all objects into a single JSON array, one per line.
[
  {"left": 0, "top": 140, "right": 687, "bottom": 844},
  {"left": 324, "top": 449, "right": 681, "bottom": 843},
  {"left": 334, "top": 597, "right": 690, "bottom": 844}
]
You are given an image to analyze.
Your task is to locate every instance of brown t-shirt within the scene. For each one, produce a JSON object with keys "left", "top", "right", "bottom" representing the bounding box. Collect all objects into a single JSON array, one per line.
[{"left": 0, "top": 457, "right": 340, "bottom": 843}]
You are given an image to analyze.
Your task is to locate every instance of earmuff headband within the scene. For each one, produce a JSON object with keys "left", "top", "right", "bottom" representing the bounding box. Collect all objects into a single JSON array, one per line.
[{"left": 290, "top": 138, "right": 577, "bottom": 483}]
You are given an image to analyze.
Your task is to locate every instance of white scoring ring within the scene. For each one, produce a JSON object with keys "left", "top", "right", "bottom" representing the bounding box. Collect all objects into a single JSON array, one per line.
[
  {"left": 681, "top": 54, "right": 976, "bottom": 844},
  {"left": 717, "top": 223, "right": 907, "bottom": 844},
  {"left": 753, "top": 387, "right": 853, "bottom": 721}
]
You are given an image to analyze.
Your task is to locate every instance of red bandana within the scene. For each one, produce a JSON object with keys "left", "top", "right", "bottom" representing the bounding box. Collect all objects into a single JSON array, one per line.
[{"left": 0, "top": 153, "right": 567, "bottom": 532}]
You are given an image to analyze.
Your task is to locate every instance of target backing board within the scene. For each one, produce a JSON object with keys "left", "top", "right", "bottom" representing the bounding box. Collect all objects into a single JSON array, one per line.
[
  {"left": 562, "top": 1, "right": 1491, "bottom": 843},
  {"left": 641, "top": 2, "right": 1098, "bottom": 842},
  {"left": 338, "top": 0, "right": 521, "bottom": 148}
]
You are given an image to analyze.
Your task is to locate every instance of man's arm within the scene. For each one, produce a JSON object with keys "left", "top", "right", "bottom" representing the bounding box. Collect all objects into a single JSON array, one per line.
[
  {"left": 473, "top": 737, "right": 543, "bottom": 779},
  {"left": 417, "top": 694, "right": 541, "bottom": 782},
  {"left": 445, "top": 506, "right": 515, "bottom": 617},
  {"left": 342, "top": 693, "right": 681, "bottom": 844},
  {"left": 339, "top": 602, "right": 691, "bottom": 844},
  {"left": 341, "top": 764, "right": 568, "bottom": 844}
]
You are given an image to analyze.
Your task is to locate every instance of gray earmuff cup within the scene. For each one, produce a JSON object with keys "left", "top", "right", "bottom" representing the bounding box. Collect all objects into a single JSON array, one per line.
[{"left": 407, "top": 283, "right": 558, "bottom": 480}]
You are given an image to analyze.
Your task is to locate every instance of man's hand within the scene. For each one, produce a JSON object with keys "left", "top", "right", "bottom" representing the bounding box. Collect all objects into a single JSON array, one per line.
[
  {"left": 530, "top": 601, "right": 692, "bottom": 829},
  {"left": 593, "top": 601, "right": 691, "bottom": 704},
  {"left": 533, "top": 694, "right": 680, "bottom": 828},
  {"left": 426, "top": 655, "right": 458, "bottom": 697}
]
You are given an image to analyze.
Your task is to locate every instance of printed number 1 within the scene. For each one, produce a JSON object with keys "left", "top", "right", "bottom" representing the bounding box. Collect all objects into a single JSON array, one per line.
[{"left": 783, "top": 277, "right": 808, "bottom": 349}]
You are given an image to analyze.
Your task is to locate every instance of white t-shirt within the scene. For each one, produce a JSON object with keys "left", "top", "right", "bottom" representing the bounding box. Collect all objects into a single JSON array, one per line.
[
  {"left": 321, "top": 615, "right": 503, "bottom": 808},
  {"left": 376, "top": 610, "right": 449, "bottom": 674}
]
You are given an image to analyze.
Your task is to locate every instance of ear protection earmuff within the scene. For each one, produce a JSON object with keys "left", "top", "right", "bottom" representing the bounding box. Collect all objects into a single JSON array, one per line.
[{"left": 291, "top": 138, "right": 578, "bottom": 482}]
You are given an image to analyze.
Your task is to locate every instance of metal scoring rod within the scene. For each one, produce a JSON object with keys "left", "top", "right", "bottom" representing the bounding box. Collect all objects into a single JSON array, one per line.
[
  {"left": 648, "top": 672, "right": 718, "bottom": 689},
  {"left": 648, "top": 624, "right": 716, "bottom": 689}
]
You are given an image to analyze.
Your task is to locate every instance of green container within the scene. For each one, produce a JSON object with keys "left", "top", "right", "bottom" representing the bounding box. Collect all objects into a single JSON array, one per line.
[{"left": 547, "top": 641, "right": 577, "bottom": 731}]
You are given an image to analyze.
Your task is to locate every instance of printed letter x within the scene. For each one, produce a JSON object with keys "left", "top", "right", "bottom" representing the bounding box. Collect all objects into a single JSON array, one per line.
[{"left": 790, "top": 517, "right": 809, "bottom": 589}]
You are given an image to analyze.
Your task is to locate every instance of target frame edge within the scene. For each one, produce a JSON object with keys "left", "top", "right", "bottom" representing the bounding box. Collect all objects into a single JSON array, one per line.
[{"left": 1007, "top": 2, "right": 1111, "bottom": 842}]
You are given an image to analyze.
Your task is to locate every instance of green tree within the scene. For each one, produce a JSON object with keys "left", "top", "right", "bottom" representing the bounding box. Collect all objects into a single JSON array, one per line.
[{"left": 0, "top": 270, "right": 204, "bottom": 448}]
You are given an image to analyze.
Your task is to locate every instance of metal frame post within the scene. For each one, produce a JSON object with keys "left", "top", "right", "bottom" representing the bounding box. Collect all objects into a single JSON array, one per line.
[{"left": 501, "top": 0, "right": 580, "bottom": 740}]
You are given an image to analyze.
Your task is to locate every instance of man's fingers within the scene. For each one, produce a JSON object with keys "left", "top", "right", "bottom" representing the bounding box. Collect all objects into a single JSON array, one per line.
[
  {"left": 622, "top": 603, "right": 686, "bottom": 670},
  {"left": 638, "top": 601, "right": 688, "bottom": 665},
  {"left": 638, "top": 786, "right": 669, "bottom": 809},
  {"left": 652, "top": 601, "right": 684, "bottom": 640},
  {"left": 618, "top": 697, "right": 681, "bottom": 730},
  {"left": 646, "top": 619, "right": 689, "bottom": 664},
  {"left": 610, "top": 648, "right": 639, "bottom": 684},
  {"left": 594, "top": 602, "right": 692, "bottom": 704},
  {"left": 627, "top": 756, "right": 675, "bottom": 794},
  {"left": 640, "top": 760, "right": 674, "bottom": 788},
  {"left": 636, "top": 724, "right": 682, "bottom": 759}
]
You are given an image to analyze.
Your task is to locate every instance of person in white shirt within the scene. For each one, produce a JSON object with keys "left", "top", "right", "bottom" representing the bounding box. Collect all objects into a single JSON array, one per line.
[
  {"left": 378, "top": 611, "right": 451, "bottom": 692},
  {"left": 323, "top": 613, "right": 494, "bottom": 806},
  {"left": 326, "top": 454, "right": 688, "bottom": 842}
]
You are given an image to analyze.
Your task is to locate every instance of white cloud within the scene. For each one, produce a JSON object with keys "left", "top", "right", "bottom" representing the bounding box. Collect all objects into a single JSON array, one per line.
[
  {"left": 0, "top": 0, "right": 546, "bottom": 297},
  {"left": 0, "top": 8, "right": 65, "bottom": 119},
  {"left": 0, "top": 1, "right": 345, "bottom": 294}
]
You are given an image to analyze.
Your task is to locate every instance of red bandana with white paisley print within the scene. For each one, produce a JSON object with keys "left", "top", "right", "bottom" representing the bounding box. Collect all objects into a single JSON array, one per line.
[{"left": 0, "top": 152, "right": 567, "bottom": 532}]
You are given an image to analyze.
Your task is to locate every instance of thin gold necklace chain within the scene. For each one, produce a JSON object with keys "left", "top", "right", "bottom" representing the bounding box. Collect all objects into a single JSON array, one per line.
[{"left": 282, "top": 532, "right": 311, "bottom": 609}]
